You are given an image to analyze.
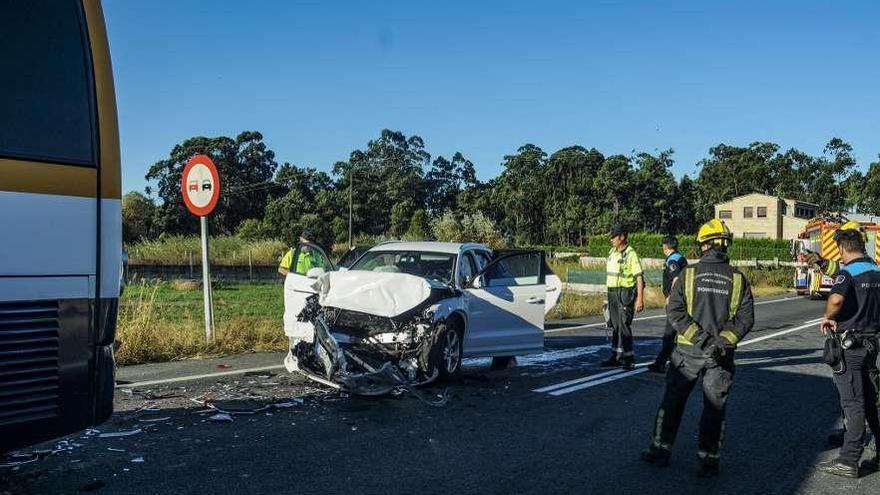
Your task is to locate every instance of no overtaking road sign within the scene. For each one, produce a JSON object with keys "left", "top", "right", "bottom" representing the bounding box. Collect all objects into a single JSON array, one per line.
[{"left": 182, "top": 155, "right": 220, "bottom": 217}]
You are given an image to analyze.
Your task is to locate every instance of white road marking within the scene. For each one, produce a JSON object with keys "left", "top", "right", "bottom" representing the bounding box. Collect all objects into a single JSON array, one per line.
[
  {"left": 738, "top": 318, "right": 823, "bottom": 346},
  {"left": 549, "top": 368, "right": 649, "bottom": 395},
  {"left": 540, "top": 315, "right": 823, "bottom": 396},
  {"left": 116, "top": 365, "right": 285, "bottom": 389},
  {"left": 532, "top": 368, "right": 628, "bottom": 393},
  {"left": 544, "top": 296, "right": 801, "bottom": 334}
]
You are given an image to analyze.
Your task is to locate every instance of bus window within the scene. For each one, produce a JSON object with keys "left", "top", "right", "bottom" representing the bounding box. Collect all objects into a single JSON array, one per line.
[{"left": 0, "top": 1, "right": 97, "bottom": 165}]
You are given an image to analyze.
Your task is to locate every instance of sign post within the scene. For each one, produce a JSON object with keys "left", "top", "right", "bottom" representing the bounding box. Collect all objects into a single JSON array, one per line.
[{"left": 182, "top": 155, "right": 221, "bottom": 343}]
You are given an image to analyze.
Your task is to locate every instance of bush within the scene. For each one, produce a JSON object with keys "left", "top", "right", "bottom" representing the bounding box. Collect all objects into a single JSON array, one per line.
[
  {"left": 587, "top": 233, "right": 790, "bottom": 260},
  {"left": 128, "top": 235, "right": 287, "bottom": 265}
]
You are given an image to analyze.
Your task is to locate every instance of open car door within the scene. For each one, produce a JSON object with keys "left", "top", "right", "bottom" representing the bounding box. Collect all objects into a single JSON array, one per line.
[
  {"left": 463, "top": 251, "right": 546, "bottom": 356},
  {"left": 283, "top": 242, "right": 334, "bottom": 342}
]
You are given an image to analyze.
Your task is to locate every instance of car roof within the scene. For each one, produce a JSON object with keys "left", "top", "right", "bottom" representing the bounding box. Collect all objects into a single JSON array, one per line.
[{"left": 366, "top": 241, "right": 489, "bottom": 254}]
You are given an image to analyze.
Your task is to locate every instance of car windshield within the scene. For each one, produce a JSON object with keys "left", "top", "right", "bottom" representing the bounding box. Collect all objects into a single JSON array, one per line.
[{"left": 350, "top": 250, "right": 457, "bottom": 285}]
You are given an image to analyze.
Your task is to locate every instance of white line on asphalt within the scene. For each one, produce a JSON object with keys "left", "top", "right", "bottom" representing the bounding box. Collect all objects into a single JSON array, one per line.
[
  {"left": 541, "top": 315, "right": 823, "bottom": 396},
  {"left": 116, "top": 364, "right": 285, "bottom": 389},
  {"left": 544, "top": 296, "right": 801, "bottom": 334},
  {"left": 738, "top": 318, "right": 823, "bottom": 346},
  {"left": 549, "top": 368, "right": 649, "bottom": 396},
  {"left": 532, "top": 368, "right": 628, "bottom": 393}
]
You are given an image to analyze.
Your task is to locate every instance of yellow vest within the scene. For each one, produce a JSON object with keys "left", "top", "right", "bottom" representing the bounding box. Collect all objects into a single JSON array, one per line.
[{"left": 606, "top": 246, "right": 643, "bottom": 288}]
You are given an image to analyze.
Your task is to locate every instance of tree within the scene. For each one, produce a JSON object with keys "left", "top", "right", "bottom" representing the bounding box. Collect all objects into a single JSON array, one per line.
[
  {"left": 543, "top": 146, "right": 604, "bottom": 245},
  {"left": 235, "top": 218, "right": 269, "bottom": 241},
  {"left": 333, "top": 129, "right": 430, "bottom": 236},
  {"left": 389, "top": 200, "right": 415, "bottom": 237},
  {"left": 122, "top": 191, "right": 156, "bottom": 243},
  {"left": 493, "top": 144, "right": 547, "bottom": 245},
  {"left": 632, "top": 149, "right": 678, "bottom": 233},
  {"left": 406, "top": 209, "right": 430, "bottom": 239},
  {"left": 425, "top": 152, "right": 478, "bottom": 215},
  {"left": 145, "top": 131, "right": 278, "bottom": 235}
]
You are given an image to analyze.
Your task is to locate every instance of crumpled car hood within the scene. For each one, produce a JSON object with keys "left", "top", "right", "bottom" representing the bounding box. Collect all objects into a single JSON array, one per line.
[{"left": 312, "top": 271, "right": 441, "bottom": 318}]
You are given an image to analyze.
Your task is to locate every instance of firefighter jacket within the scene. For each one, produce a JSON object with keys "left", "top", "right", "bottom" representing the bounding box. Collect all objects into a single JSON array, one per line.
[{"left": 666, "top": 249, "right": 755, "bottom": 348}]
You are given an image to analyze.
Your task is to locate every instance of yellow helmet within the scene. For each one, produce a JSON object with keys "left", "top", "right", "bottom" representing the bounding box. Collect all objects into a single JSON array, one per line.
[
  {"left": 697, "top": 219, "right": 733, "bottom": 246},
  {"left": 834, "top": 220, "right": 867, "bottom": 242}
]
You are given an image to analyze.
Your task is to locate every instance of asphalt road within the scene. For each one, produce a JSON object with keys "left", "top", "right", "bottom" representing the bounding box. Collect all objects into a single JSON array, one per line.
[{"left": 3, "top": 295, "right": 878, "bottom": 494}]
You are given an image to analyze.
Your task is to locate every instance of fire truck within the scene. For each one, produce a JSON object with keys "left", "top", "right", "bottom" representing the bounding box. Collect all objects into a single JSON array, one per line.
[{"left": 791, "top": 217, "right": 880, "bottom": 297}]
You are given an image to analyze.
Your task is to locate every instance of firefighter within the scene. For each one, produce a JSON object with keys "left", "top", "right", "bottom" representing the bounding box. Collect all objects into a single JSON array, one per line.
[
  {"left": 648, "top": 235, "right": 688, "bottom": 374},
  {"left": 601, "top": 225, "right": 645, "bottom": 370},
  {"left": 640, "top": 219, "right": 755, "bottom": 477},
  {"left": 816, "top": 228, "right": 880, "bottom": 478}
]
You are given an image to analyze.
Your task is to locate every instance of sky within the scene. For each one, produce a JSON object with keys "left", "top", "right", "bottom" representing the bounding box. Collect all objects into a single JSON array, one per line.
[{"left": 103, "top": 0, "right": 880, "bottom": 195}]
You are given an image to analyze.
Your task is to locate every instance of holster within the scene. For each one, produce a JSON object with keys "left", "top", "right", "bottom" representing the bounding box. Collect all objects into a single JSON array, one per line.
[{"left": 823, "top": 336, "right": 845, "bottom": 375}]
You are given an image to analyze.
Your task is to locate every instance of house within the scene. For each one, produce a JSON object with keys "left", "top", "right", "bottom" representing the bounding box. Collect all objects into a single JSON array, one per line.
[{"left": 713, "top": 193, "right": 819, "bottom": 240}]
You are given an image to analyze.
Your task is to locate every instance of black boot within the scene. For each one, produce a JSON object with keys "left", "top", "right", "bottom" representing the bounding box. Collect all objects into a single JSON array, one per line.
[
  {"left": 827, "top": 428, "right": 845, "bottom": 448},
  {"left": 647, "top": 361, "right": 666, "bottom": 374},
  {"left": 600, "top": 356, "right": 620, "bottom": 367},
  {"left": 620, "top": 358, "right": 635, "bottom": 371},
  {"left": 863, "top": 446, "right": 879, "bottom": 472},
  {"left": 697, "top": 456, "right": 720, "bottom": 477},
  {"left": 816, "top": 459, "right": 859, "bottom": 478},
  {"left": 640, "top": 445, "right": 671, "bottom": 467}
]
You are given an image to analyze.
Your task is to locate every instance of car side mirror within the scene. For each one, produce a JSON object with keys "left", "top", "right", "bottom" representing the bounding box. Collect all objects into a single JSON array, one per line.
[{"left": 306, "top": 267, "right": 326, "bottom": 279}]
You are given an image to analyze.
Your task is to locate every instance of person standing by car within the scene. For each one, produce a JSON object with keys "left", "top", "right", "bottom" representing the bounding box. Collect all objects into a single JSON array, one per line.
[
  {"left": 278, "top": 231, "right": 323, "bottom": 276},
  {"left": 601, "top": 225, "right": 645, "bottom": 370},
  {"left": 648, "top": 235, "right": 688, "bottom": 373},
  {"left": 641, "top": 219, "right": 754, "bottom": 477},
  {"left": 816, "top": 228, "right": 880, "bottom": 478}
]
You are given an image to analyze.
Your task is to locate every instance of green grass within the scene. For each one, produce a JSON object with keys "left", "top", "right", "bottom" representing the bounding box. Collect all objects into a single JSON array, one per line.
[{"left": 116, "top": 282, "right": 287, "bottom": 365}]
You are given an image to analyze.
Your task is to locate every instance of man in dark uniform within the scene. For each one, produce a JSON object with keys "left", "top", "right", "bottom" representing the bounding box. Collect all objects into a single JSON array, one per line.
[
  {"left": 817, "top": 228, "right": 880, "bottom": 478},
  {"left": 648, "top": 235, "right": 688, "bottom": 374},
  {"left": 641, "top": 219, "right": 754, "bottom": 477}
]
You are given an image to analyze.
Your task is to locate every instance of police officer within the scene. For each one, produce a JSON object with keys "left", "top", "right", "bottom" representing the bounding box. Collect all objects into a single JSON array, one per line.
[
  {"left": 641, "top": 219, "right": 754, "bottom": 477},
  {"left": 816, "top": 228, "right": 880, "bottom": 478},
  {"left": 601, "top": 225, "right": 645, "bottom": 370},
  {"left": 648, "top": 235, "right": 688, "bottom": 374},
  {"left": 278, "top": 231, "right": 324, "bottom": 276}
]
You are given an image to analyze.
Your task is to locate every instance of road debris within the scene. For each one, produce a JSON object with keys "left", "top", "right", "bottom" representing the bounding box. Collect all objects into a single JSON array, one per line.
[
  {"left": 130, "top": 457, "right": 145, "bottom": 463},
  {"left": 98, "top": 428, "right": 143, "bottom": 439},
  {"left": 209, "top": 412, "right": 234, "bottom": 423},
  {"left": 137, "top": 417, "right": 171, "bottom": 423},
  {"left": 107, "top": 448, "right": 127, "bottom": 453}
]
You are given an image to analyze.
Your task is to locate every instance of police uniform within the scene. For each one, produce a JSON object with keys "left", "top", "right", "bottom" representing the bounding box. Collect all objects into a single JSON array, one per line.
[
  {"left": 826, "top": 257, "right": 880, "bottom": 470},
  {"left": 652, "top": 250, "right": 687, "bottom": 368},
  {"left": 606, "top": 245, "right": 643, "bottom": 365},
  {"left": 645, "top": 247, "right": 754, "bottom": 472}
]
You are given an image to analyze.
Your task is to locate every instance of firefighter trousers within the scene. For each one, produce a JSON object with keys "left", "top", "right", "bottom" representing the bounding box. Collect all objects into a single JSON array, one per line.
[
  {"left": 607, "top": 287, "right": 635, "bottom": 361},
  {"left": 651, "top": 346, "right": 735, "bottom": 459}
]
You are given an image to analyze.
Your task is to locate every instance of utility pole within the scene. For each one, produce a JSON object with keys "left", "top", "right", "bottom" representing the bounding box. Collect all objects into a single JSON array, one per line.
[{"left": 348, "top": 164, "right": 353, "bottom": 248}]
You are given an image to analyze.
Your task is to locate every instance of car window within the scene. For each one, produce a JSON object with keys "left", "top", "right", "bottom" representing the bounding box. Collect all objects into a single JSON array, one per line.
[
  {"left": 472, "top": 251, "right": 491, "bottom": 272},
  {"left": 1, "top": 1, "right": 97, "bottom": 165},
  {"left": 483, "top": 252, "right": 542, "bottom": 287},
  {"left": 458, "top": 253, "right": 477, "bottom": 287},
  {"left": 291, "top": 243, "right": 330, "bottom": 275},
  {"left": 350, "top": 250, "right": 457, "bottom": 285}
]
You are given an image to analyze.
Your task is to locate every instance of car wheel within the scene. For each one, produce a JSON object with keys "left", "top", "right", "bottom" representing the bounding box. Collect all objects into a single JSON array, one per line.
[{"left": 431, "top": 322, "right": 463, "bottom": 382}]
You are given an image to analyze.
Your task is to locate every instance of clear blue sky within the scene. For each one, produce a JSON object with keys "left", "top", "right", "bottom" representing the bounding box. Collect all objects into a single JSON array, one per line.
[{"left": 104, "top": 0, "right": 880, "bottom": 195}]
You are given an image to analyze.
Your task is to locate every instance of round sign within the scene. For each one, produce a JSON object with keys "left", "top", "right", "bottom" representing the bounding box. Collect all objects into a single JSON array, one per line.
[{"left": 181, "top": 155, "right": 220, "bottom": 216}]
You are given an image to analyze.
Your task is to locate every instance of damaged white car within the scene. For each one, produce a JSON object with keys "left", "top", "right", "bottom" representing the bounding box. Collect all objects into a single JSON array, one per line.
[{"left": 282, "top": 241, "right": 562, "bottom": 397}]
